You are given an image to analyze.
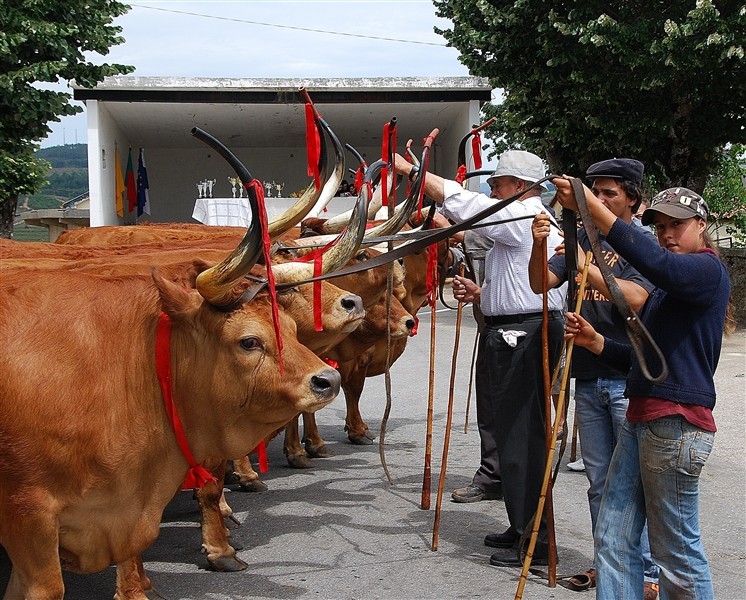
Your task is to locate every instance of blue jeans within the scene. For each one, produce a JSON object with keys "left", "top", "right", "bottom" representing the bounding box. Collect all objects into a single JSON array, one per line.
[
  {"left": 595, "top": 416, "right": 715, "bottom": 600},
  {"left": 575, "top": 378, "right": 658, "bottom": 582}
]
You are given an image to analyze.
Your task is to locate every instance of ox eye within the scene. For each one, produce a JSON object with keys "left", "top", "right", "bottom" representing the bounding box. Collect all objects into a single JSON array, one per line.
[
  {"left": 239, "top": 337, "right": 263, "bottom": 351},
  {"left": 355, "top": 251, "right": 368, "bottom": 260}
]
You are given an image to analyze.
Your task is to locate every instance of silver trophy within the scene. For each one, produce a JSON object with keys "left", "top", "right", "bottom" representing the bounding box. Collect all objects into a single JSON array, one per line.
[{"left": 275, "top": 181, "right": 284, "bottom": 198}]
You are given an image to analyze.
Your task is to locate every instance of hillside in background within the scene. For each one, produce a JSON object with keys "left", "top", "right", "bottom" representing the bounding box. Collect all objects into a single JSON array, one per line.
[{"left": 20, "top": 144, "right": 88, "bottom": 211}]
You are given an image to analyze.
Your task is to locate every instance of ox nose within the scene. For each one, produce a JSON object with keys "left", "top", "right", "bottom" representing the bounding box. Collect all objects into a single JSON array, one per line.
[
  {"left": 341, "top": 294, "right": 364, "bottom": 315},
  {"left": 310, "top": 368, "right": 341, "bottom": 399},
  {"left": 405, "top": 318, "right": 416, "bottom": 332}
]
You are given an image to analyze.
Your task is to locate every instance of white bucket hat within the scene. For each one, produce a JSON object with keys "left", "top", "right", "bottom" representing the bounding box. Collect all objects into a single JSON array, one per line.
[{"left": 486, "top": 150, "right": 547, "bottom": 190}]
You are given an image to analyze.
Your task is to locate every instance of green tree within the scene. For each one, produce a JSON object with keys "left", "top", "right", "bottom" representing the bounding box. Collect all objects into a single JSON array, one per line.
[
  {"left": 0, "top": 0, "right": 133, "bottom": 238},
  {"left": 433, "top": 0, "right": 745, "bottom": 192},
  {"left": 704, "top": 144, "right": 746, "bottom": 244}
]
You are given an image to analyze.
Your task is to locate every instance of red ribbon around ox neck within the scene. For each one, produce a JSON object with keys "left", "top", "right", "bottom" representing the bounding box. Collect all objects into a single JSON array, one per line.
[{"left": 156, "top": 313, "right": 269, "bottom": 489}]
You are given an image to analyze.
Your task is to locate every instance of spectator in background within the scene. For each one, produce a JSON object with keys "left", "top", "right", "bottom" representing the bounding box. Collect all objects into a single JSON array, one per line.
[{"left": 337, "top": 180, "right": 351, "bottom": 196}]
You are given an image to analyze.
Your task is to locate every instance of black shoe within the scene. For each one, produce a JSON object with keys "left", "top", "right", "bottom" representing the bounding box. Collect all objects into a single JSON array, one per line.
[
  {"left": 484, "top": 529, "right": 519, "bottom": 549},
  {"left": 488, "top": 545, "right": 551, "bottom": 568},
  {"left": 451, "top": 484, "right": 502, "bottom": 503}
]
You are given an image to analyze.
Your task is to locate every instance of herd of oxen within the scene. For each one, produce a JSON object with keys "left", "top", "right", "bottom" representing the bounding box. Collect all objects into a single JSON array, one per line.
[{"left": 0, "top": 95, "right": 459, "bottom": 599}]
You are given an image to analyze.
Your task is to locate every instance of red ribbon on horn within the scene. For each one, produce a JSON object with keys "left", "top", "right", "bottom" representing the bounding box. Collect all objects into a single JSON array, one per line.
[
  {"left": 155, "top": 312, "right": 218, "bottom": 490},
  {"left": 248, "top": 179, "right": 284, "bottom": 374},
  {"left": 471, "top": 132, "right": 483, "bottom": 170},
  {"left": 295, "top": 237, "right": 340, "bottom": 332},
  {"left": 305, "top": 102, "right": 321, "bottom": 189}
]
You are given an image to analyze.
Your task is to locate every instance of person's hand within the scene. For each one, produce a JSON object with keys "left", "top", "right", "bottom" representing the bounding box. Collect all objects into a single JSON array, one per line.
[
  {"left": 531, "top": 213, "right": 552, "bottom": 244},
  {"left": 430, "top": 211, "right": 451, "bottom": 229},
  {"left": 452, "top": 275, "right": 479, "bottom": 304},
  {"left": 393, "top": 153, "right": 415, "bottom": 177},
  {"left": 564, "top": 312, "right": 604, "bottom": 354},
  {"left": 550, "top": 177, "right": 579, "bottom": 212}
]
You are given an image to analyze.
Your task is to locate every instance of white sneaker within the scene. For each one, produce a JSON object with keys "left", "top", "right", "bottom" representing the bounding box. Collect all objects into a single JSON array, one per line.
[{"left": 567, "top": 458, "right": 586, "bottom": 472}]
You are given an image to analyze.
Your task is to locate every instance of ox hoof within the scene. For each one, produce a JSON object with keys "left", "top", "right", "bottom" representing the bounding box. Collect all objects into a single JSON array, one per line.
[
  {"left": 349, "top": 434, "right": 375, "bottom": 446},
  {"left": 286, "top": 454, "right": 314, "bottom": 469},
  {"left": 364, "top": 429, "right": 376, "bottom": 440},
  {"left": 238, "top": 479, "right": 269, "bottom": 493},
  {"left": 305, "top": 441, "right": 334, "bottom": 458},
  {"left": 208, "top": 554, "right": 248, "bottom": 572}
]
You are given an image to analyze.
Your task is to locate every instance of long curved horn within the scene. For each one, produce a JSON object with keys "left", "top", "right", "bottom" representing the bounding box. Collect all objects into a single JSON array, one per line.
[
  {"left": 190, "top": 127, "right": 264, "bottom": 307},
  {"left": 266, "top": 88, "right": 330, "bottom": 240},
  {"left": 272, "top": 161, "right": 385, "bottom": 283},
  {"left": 304, "top": 116, "right": 346, "bottom": 219}
]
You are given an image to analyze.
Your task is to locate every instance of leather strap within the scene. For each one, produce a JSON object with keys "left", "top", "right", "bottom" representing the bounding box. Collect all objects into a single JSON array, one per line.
[{"left": 570, "top": 178, "right": 668, "bottom": 383}]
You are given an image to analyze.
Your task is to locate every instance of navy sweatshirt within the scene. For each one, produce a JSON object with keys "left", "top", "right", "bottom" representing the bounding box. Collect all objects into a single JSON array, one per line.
[{"left": 598, "top": 219, "right": 731, "bottom": 409}]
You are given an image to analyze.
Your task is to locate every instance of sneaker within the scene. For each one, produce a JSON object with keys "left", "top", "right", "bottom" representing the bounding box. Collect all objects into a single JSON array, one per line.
[
  {"left": 451, "top": 484, "right": 502, "bottom": 503},
  {"left": 644, "top": 582, "right": 659, "bottom": 600},
  {"left": 567, "top": 458, "right": 586, "bottom": 472}
]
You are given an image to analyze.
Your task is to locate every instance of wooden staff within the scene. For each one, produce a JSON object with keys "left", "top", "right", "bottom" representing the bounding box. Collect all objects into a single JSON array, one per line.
[
  {"left": 515, "top": 251, "right": 592, "bottom": 600},
  {"left": 432, "top": 264, "right": 465, "bottom": 550},
  {"left": 463, "top": 331, "right": 479, "bottom": 433},
  {"left": 569, "top": 412, "right": 580, "bottom": 462},
  {"left": 540, "top": 238, "right": 558, "bottom": 586},
  {"left": 420, "top": 254, "right": 438, "bottom": 510}
]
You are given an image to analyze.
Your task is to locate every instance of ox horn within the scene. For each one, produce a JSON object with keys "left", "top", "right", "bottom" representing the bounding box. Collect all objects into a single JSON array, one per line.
[
  {"left": 266, "top": 88, "right": 331, "bottom": 240},
  {"left": 271, "top": 160, "right": 386, "bottom": 283},
  {"left": 191, "top": 127, "right": 264, "bottom": 307},
  {"left": 303, "top": 116, "right": 347, "bottom": 221}
]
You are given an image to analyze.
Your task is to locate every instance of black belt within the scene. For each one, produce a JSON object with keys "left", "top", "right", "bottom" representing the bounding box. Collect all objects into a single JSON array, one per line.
[{"left": 483, "top": 311, "right": 563, "bottom": 326}]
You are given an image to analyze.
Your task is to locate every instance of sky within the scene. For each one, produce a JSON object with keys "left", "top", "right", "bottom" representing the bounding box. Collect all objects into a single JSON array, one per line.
[{"left": 42, "top": 0, "right": 496, "bottom": 148}]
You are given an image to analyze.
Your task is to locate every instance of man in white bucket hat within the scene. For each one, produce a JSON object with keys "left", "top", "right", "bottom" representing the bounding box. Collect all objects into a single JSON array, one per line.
[{"left": 395, "top": 150, "right": 566, "bottom": 568}]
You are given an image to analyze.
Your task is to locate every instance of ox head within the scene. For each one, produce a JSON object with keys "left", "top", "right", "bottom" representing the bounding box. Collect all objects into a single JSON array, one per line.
[{"left": 151, "top": 269, "right": 341, "bottom": 457}]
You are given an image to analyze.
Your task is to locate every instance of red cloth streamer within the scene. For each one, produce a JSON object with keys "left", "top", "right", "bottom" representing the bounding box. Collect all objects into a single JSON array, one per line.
[
  {"left": 305, "top": 103, "right": 321, "bottom": 189},
  {"left": 323, "top": 357, "right": 340, "bottom": 369},
  {"left": 254, "top": 440, "right": 269, "bottom": 473},
  {"left": 455, "top": 164, "right": 468, "bottom": 185},
  {"left": 155, "top": 312, "right": 218, "bottom": 490},
  {"left": 354, "top": 165, "right": 365, "bottom": 194},
  {"left": 380, "top": 122, "right": 397, "bottom": 207},
  {"left": 248, "top": 180, "right": 284, "bottom": 374},
  {"left": 471, "top": 132, "right": 483, "bottom": 169},
  {"left": 422, "top": 214, "right": 439, "bottom": 308},
  {"left": 295, "top": 237, "right": 341, "bottom": 332}
]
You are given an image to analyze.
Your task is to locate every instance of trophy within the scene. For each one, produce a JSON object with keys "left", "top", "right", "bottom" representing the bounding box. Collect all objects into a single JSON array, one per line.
[
  {"left": 206, "top": 179, "right": 216, "bottom": 198},
  {"left": 228, "top": 177, "right": 239, "bottom": 198},
  {"left": 275, "top": 181, "right": 284, "bottom": 198},
  {"left": 196, "top": 181, "right": 205, "bottom": 198},
  {"left": 264, "top": 181, "right": 273, "bottom": 198}
]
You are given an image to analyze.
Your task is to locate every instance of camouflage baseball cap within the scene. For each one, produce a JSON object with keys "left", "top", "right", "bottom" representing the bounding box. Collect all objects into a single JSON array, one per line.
[{"left": 641, "top": 187, "right": 709, "bottom": 225}]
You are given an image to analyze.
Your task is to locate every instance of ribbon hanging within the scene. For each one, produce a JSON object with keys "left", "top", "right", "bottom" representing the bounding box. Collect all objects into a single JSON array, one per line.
[
  {"left": 295, "top": 237, "right": 340, "bottom": 331},
  {"left": 155, "top": 312, "right": 218, "bottom": 490},
  {"left": 305, "top": 102, "right": 321, "bottom": 189},
  {"left": 254, "top": 440, "right": 269, "bottom": 473},
  {"left": 471, "top": 132, "right": 483, "bottom": 170},
  {"left": 248, "top": 180, "right": 284, "bottom": 374}
]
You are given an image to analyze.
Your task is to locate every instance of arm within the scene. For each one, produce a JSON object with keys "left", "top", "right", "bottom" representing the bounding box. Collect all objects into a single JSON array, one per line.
[
  {"left": 394, "top": 153, "right": 446, "bottom": 205},
  {"left": 528, "top": 213, "right": 562, "bottom": 294},
  {"left": 552, "top": 177, "right": 617, "bottom": 234},
  {"left": 579, "top": 246, "right": 650, "bottom": 312},
  {"left": 564, "top": 312, "right": 605, "bottom": 354}
]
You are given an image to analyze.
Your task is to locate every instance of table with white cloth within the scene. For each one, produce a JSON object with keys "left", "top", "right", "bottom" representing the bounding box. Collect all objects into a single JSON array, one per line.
[{"left": 192, "top": 197, "right": 253, "bottom": 227}]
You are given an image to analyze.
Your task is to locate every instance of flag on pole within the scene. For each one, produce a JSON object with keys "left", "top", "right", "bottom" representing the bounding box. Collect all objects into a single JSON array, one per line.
[
  {"left": 137, "top": 148, "right": 150, "bottom": 216},
  {"left": 114, "top": 145, "right": 125, "bottom": 218},
  {"left": 125, "top": 147, "right": 137, "bottom": 212}
]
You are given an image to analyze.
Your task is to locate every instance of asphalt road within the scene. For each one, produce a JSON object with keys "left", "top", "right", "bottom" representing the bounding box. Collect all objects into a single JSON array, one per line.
[{"left": 2, "top": 301, "right": 745, "bottom": 600}]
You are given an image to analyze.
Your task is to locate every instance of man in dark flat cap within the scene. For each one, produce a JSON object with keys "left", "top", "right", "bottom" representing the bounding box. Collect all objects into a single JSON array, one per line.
[{"left": 528, "top": 159, "right": 660, "bottom": 598}]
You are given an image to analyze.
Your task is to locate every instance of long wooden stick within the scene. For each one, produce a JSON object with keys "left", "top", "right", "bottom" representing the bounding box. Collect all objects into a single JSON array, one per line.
[
  {"left": 433, "top": 264, "right": 465, "bottom": 550},
  {"left": 540, "top": 239, "right": 558, "bottom": 586},
  {"left": 421, "top": 262, "right": 437, "bottom": 510},
  {"left": 515, "top": 251, "right": 592, "bottom": 600},
  {"left": 463, "top": 330, "right": 479, "bottom": 433}
]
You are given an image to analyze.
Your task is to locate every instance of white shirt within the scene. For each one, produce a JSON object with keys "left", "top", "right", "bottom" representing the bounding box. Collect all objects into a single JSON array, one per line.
[{"left": 440, "top": 180, "right": 566, "bottom": 316}]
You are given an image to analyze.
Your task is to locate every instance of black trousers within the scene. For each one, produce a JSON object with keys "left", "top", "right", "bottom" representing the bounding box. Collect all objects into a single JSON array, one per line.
[{"left": 476, "top": 314, "right": 564, "bottom": 542}]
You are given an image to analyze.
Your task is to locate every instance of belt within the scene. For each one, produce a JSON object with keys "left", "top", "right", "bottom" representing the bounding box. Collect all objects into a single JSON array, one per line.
[{"left": 483, "top": 310, "right": 564, "bottom": 326}]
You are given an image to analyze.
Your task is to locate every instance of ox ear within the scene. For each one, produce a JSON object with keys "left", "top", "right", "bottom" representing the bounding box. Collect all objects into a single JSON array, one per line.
[{"left": 151, "top": 267, "right": 200, "bottom": 320}]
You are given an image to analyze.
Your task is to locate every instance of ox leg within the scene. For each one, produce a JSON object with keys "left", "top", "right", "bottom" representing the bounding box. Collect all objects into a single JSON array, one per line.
[
  {"left": 342, "top": 363, "right": 375, "bottom": 445},
  {"left": 302, "top": 412, "right": 334, "bottom": 458},
  {"left": 1, "top": 513, "right": 64, "bottom": 600},
  {"left": 232, "top": 456, "right": 268, "bottom": 493},
  {"left": 195, "top": 460, "right": 247, "bottom": 572},
  {"left": 114, "top": 556, "right": 151, "bottom": 600},
  {"left": 284, "top": 416, "right": 313, "bottom": 468}
]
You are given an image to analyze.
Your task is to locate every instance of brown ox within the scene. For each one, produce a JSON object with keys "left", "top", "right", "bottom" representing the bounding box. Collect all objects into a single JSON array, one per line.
[{"left": 0, "top": 263, "right": 340, "bottom": 599}]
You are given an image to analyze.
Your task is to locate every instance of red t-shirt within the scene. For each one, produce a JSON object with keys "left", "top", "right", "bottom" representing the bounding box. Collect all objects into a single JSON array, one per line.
[{"left": 627, "top": 397, "right": 716, "bottom": 432}]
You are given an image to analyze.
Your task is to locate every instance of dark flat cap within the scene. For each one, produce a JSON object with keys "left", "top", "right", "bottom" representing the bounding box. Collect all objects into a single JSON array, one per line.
[{"left": 586, "top": 158, "right": 644, "bottom": 185}]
